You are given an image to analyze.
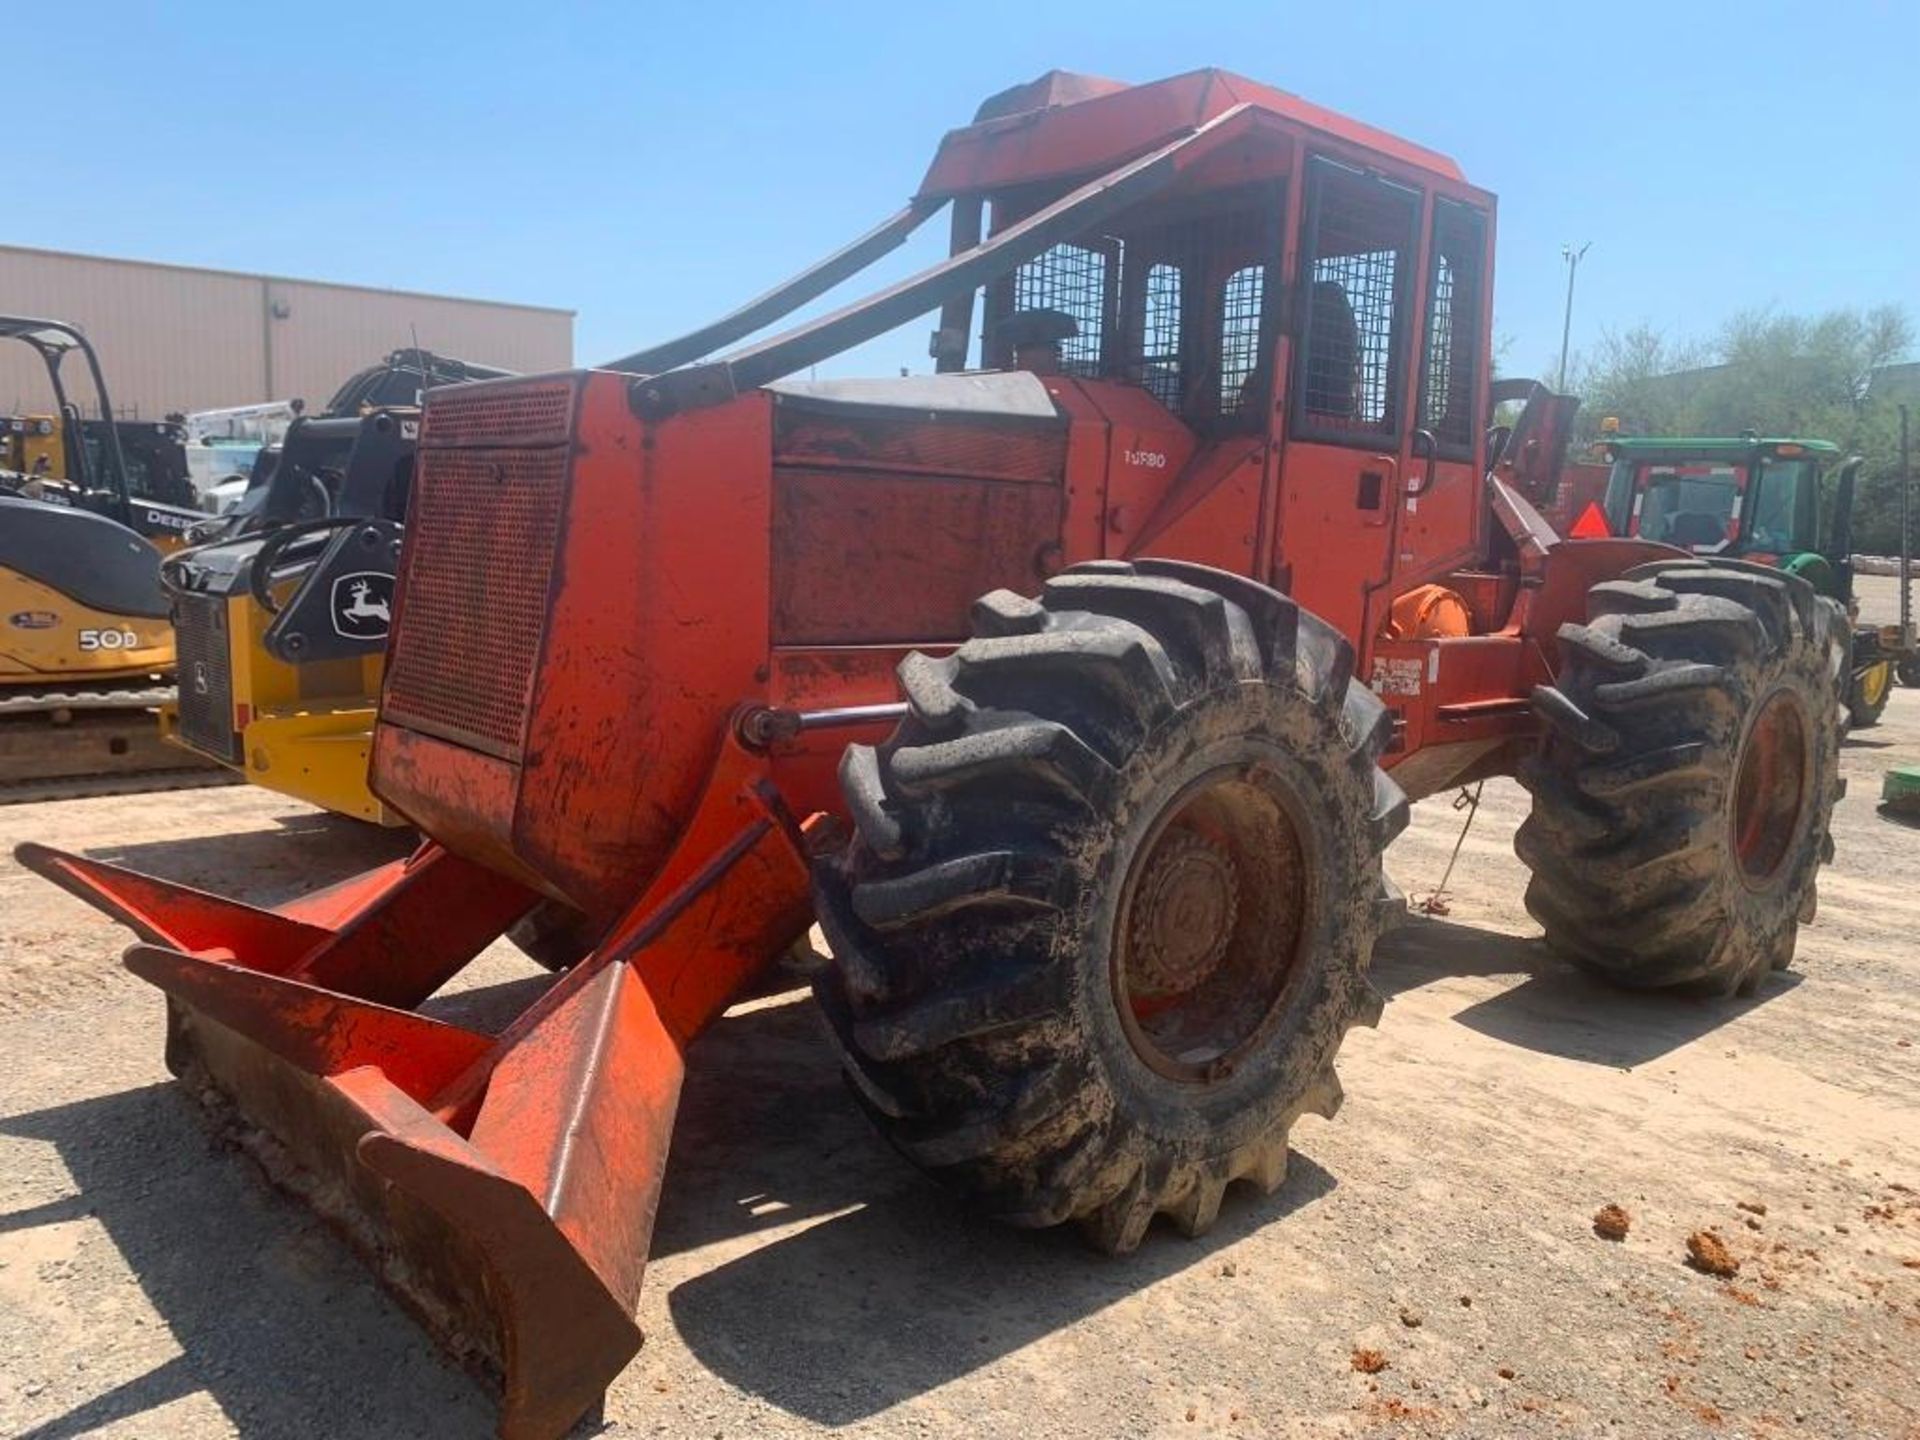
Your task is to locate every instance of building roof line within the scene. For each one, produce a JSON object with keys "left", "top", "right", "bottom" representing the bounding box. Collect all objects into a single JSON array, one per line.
[{"left": 0, "top": 242, "right": 575, "bottom": 318}]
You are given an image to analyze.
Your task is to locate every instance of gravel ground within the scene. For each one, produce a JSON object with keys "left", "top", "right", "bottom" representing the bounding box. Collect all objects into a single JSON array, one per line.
[{"left": 0, "top": 676, "right": 1916, "bottom": 1437}]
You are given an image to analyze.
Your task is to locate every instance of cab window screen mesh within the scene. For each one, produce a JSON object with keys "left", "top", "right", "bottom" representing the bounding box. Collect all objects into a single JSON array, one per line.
[
  {"left": 1011, "top": 242, "right": 1109, "bottom": 376},
  {"left": 1296, "top": 159, "right": 1418, "bottom": 442},
  {"left": 1219, "top": 265, "right": 1268, "bottom": 415},
  {"left": 1137, "top": 262, "right": 1183, "bottom": 407},
  {"left": 1420, "top": 199, "right": 1488, "bottom": 455}
]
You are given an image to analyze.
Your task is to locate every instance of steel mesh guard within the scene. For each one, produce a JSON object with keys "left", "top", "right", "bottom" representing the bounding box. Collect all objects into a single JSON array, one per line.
[
  {"left": 424, "top": 383, "right": 574, "bottom": 448},
  {"left": 1116, "top": 191, "right": 1280, "bottom": 425},
  {"left": 1218, "top": 265, "right": 1268, "bottom": 417},
  {"left": 382, "top": 385, "right": 576, "bottom": 760},
  {"left": 1137, "top": 262, "right": 1183, "bottom": 408},
  {"left": 1419, "top": 199, "right": 1488, "bottom": 455},
  {"left": 1298, "top": 160, "right": 1418, "bottom": 441},
  {"left": 1008, "top": 242, "right": 1113, "bottom": 377}
]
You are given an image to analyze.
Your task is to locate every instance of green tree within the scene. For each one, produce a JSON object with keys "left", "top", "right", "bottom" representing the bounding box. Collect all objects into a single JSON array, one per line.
[{"left": 1568, "top": 324, "right": 1711, "bottom": 437}]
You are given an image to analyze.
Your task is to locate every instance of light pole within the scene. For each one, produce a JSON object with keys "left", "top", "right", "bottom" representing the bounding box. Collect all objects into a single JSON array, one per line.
[{"left": 1556, "top": 241, "right": 1592, "bottom": 393}]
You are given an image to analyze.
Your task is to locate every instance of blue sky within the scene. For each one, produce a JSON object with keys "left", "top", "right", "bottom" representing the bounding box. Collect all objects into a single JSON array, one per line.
[{"left": 18, "top": 1, "right": 1917, "bottom": 381}]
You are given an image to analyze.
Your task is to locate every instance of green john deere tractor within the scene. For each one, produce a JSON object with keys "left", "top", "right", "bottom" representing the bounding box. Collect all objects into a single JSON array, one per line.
[{"left": 1595, "top": 434, "right": 1915, "bottom": 728}]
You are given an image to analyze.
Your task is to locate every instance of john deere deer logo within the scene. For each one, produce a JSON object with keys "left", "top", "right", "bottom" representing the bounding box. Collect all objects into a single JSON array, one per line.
[{"left": 330, "top": 572, "right": 394, "bottom": 641}]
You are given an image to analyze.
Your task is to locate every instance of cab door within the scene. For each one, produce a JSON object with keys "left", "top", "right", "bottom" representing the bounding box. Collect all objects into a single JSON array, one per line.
[
  {"left": 1274, "top": 156, "right": 1421, "bottom": 641},
  {"left": 1395, "top": 197, "right": 1492, "bottom": 585}
]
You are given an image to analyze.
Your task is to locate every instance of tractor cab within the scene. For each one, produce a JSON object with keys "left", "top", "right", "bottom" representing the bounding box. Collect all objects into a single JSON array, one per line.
[
  {"left": 1597, "top": 435, "right": 1842, "bottom": 572},
  {"left": 1596, "top": 433, "right": 1913, "bottom": 725}
]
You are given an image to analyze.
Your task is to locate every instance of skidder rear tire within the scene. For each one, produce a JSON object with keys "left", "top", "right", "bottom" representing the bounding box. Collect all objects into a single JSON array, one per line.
[
  {"left": 1516, "top": 559, "right": 1845, "bottom": 995},
  {"left": 814, "top": 560, "right": 1407, "bottom": 1252}
]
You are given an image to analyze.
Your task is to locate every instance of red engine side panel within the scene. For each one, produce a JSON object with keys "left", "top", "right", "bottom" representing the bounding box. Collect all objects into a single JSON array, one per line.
[
  {"left": 375, "top": 372, "right": 776, "bottom": 919},
  {"left": 767, "top": 397, "right": 1068, "bottom": 645}
]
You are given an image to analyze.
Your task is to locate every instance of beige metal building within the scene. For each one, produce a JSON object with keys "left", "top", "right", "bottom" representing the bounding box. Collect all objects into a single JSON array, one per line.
[{"left": 0, "top": 243, "right": 573, "bottom": 419}]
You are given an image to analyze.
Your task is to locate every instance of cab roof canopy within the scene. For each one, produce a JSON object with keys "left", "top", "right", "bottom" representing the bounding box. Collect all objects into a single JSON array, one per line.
[
  {"left": 1605, "top": 436, "right": 1842, "bottom": 459},
  {"left": 916, "top": 67, "right": 1471, "bottom": 201},
  {"left": 0, "top": 316, "right": 88, "bottom": 354}
]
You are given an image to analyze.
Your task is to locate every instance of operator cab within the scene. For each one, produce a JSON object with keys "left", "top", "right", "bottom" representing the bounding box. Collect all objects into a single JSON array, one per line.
[
  {"left": 1598, "top": 436, "right": 1840, "bottom": 562},
  {"left": 924, "top": 78, "right": 1496, "bottom": 639},
  {"left": 612, "top": 69, "right": 1497, "bottom": 645}
]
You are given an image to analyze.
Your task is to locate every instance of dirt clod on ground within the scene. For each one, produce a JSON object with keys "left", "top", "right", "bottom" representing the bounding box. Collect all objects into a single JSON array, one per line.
[
  {"left": 1593, "top": 1203, "right": 1632, "bottom": 1241},
  {"left": 1687, "top": 1230, "right": 1741, "bottom": 1278},
  {"left": 1737, "top": 1199, "right": 1767, "bottom": 1216},
  {"left": 1350, "top": 1348, "right": 1389, "bottom": 1374}
]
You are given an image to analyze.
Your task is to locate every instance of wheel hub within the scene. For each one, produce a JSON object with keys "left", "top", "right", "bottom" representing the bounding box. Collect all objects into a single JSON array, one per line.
[
  {"left": 1126, "top": 830, "right": 1240, "bottom": 995},
  {"left": 1732, "top": 687, "right": 1811, "bottom": 886},
  {"left": 1860, "top": 660, "right": 1892, "bottom": 709}
]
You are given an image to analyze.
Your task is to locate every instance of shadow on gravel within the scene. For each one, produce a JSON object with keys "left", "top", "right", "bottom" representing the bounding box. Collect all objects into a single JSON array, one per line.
[
  {"left": 658, "top": 992, "right": 1339, "bottom": 1424},
  {"left": 1877, "top": 803, "right": 1920, "bottom": 831},
  {"left": 0, "top": 1082, "right": 488, "bottom": 1440},
  {"left": 1374, "top": 913, "right": 1800, "bottom": 1067},
  {"left": 0, "top": 989, "right": 1332, "bottom": 1435},
  {"left": 1841, "top": 734, "right": 1897, "bottom": 750},
  {"left": 79, "top": 812, "right": 416, "bottom": 910}
]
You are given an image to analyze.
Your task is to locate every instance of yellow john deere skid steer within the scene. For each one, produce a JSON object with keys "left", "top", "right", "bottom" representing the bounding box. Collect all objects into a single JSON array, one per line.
[{"left": 159, "top": 349, "right": 510, "bottom": 821}]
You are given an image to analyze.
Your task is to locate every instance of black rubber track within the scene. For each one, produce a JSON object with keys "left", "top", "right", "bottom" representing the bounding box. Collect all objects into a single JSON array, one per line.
[
  {"left": 1516, "top": 558, "right": 1846, "bottom": 996},
  {"left": 814, "top": 560, "right": 1408, "bottom": 1253}
]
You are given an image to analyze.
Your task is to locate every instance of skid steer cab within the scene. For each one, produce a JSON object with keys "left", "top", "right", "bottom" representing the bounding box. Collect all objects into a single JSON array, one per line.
[
  {"left": 21, "top": 68, "right": 1850, "bottom": 1438},
  {"left": 154, "top": 348, "right": 516, "bottom": 822},
  {"left": 1588, "top": 433, "right": 1914, "bottom": 727},
  {"left": 157, "top": 405, "right": 419, "bottom": 822},
  {"left": 0, "top": 319, "right": 202, "bottom": 551}
]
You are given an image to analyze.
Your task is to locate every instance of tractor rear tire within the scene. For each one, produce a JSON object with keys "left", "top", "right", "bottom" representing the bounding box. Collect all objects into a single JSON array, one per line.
[
  {"left": 1516, "top": 559, "right": 1844, "bottom": 996},
  {"left": 813, "top": 560, "right": 1407, "bottom": 1253},
  {"left": 1847, "top": 659, "right": 1894, "bottom": 729}
]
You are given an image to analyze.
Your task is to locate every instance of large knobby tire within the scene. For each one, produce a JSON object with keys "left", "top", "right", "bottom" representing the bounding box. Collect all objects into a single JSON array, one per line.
[
  {"left": 813, "top": 559, "right": 1407, "bottom": 1253},
  {"left": 1516, "top": 559, "right": 1845, "bottom": 996},
  {"left": 1847, "top": 658, "right": 1894, "bottom": 729}
]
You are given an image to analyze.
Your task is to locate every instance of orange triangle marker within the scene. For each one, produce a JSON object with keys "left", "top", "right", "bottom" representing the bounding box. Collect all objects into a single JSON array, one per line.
[{"left": 1569, "top": 500, "right": 1610, "bottom": 539}]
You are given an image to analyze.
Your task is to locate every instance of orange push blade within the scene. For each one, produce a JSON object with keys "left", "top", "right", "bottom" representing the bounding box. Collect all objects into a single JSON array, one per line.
[
  {"left": 34, "top": 735, "right": 815, "bottom": 1438},
  {"left": 145, "top": 945, "right": 677, "bottom": 1440}
]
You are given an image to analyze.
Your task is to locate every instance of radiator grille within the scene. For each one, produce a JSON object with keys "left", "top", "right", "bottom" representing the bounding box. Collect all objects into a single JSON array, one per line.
[
  {"left": 382, "top": 389, "right": 573, "bottom": 760},
  {"left": 173, "top": 591, "right": 240, "bottom": 764},
  {"left": 774, "top": 408, "right": 1066, "bottom": 483},
  {"left": 422, "top": 382, "right": 574, "bottom": 449}
]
